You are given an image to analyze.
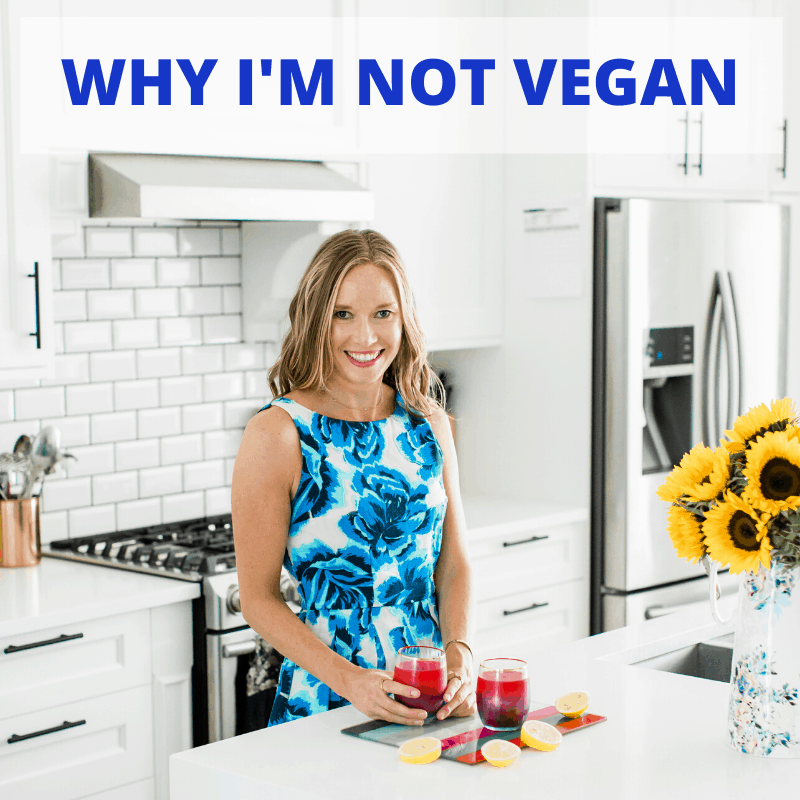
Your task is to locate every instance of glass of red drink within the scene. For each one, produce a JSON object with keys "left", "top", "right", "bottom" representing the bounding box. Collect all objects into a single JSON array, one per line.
[
  {"left": 392, "top": 645, "right": 447, "bottom": 717},
  {"left": 476, "top": 658, "right": 530, "bottom": 731}
]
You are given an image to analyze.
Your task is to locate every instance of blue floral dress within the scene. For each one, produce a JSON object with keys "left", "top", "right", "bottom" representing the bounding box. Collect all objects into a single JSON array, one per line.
[{"left": 263, "top": 394, "right": 448, "bottom": 727}]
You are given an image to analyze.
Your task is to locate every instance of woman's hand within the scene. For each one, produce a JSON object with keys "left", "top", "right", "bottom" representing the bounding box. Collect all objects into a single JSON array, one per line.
[
  {"left": 342, "top": 668, "right": 429, "bottom": 726},
  {"left": 436, "top": 644, "right": 476, "bottom": 721}
]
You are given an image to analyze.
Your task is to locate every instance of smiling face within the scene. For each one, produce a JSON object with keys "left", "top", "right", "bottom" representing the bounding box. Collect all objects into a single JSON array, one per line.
[{"left": 329, "top": 262, "right": 403, "bottom": 388}]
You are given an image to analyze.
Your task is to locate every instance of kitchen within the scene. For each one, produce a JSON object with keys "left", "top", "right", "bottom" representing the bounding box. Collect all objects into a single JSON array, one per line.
[{"left": 2, "top": 2, "right": 800, "bottom": 799}]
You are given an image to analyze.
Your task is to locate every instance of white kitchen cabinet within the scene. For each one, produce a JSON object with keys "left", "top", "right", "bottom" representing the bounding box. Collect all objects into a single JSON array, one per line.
[
  {"left": 364, "top": 155, "right": 504, "bottom": 350},
  {"left": 0, "top": 1, "right": 55, "bottom": 378},
  {"left": 464, "top": 497, "right": 590, "bottom": 654}
]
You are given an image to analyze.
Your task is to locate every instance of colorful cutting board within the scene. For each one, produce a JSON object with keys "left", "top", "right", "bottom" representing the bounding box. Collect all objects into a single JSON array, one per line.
[{"left": 341, "top": 703, "right": 606, "bottom": 765}]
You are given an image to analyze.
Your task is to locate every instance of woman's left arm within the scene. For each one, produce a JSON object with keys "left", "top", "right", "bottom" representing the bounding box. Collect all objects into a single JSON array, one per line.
[{"left": 429, "top": 408, "right": 477, "bottom": 721}]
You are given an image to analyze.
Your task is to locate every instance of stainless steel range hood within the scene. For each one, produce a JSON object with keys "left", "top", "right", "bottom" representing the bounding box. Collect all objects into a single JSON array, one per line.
[{"left": 88, "top": 153, "right": 374, "bottom": 222}]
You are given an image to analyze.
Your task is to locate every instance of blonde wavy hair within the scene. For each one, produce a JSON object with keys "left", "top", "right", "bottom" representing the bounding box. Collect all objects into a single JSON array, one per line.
[{"left": 268, "top": 229, "right": 443, "bottom": 418}]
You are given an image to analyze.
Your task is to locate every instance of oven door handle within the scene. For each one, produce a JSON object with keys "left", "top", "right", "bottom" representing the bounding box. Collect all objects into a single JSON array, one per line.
[{"left": 222, "top": 640, "right": 257, "bottom": 659}]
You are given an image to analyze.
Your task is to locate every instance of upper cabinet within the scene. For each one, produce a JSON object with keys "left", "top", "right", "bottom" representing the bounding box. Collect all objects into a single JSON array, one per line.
[{"left": 0, "top": 1, "right": 55, "bottom": 378}]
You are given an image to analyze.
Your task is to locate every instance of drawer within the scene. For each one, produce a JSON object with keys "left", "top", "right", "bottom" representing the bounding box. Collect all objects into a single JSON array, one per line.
[
  {"left": 0, "top": 683, "right": 153, "bottom": 800},
  {"left": 475, "top": 579, "right": 589, "bottom": 656},
  {"left": 468, "top": 520, "right": 588, "bottom": 603},
  {"left": 0, "top": 611, "right": 151, "bottom": 721}
]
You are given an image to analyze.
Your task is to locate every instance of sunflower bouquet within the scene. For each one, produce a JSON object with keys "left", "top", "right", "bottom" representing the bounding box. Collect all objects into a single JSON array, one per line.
[{"left": 657, "top": 398, "right": 800, "bottom": 574}]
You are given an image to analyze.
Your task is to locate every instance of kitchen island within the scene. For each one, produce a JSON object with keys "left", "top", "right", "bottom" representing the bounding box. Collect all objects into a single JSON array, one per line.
[{"left": 170, "top": 593, "right": 799, "bottom": 799}]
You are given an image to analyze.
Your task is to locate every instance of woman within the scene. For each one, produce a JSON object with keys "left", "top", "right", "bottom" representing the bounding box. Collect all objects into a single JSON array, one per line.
[{"left": 232, "top": 229, "right": 475, "bottom": 727}]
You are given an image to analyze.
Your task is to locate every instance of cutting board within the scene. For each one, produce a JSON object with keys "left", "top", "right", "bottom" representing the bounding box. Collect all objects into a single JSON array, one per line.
[{"left": 341, "top": 703, "right": 606, "bottom": 765}]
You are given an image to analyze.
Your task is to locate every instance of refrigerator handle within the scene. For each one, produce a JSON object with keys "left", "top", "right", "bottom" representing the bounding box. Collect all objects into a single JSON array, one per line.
[
  {"left": 701, "top": 273, "right": 723, "bottom": 445},
  {"left": 722, "top": 271, "right": 744, "bottom": 420}
]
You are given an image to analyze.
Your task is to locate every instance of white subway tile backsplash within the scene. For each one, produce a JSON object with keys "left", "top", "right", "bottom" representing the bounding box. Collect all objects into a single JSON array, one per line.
[
  {"left": 53, "top": 290, "right": 87, "bottom": 322},
  {"left": 222, "top": 286, "right": 242, "bottom": 313},
  {"left": 200, "top": 257, "right": 240, "bottom": 285},
  {"left": 52, "top": 261, "right": 63, "bottom": 290},
  {"left": 225, "top": 399, "right": 258, "bottom": 429},
  {"left": 85, "top": 227, "right": 132, "bottom": 258},
  {"left": 161, "top": 433, "right": 203, "bottom": 465},
  {"left": 140, "top": 465, "right": 182, "bottom": 498},
  {"left": 69, "top": 504, "right": 116, "bottom": 536},
  {"left": 111, "top": 258, "right": 157, "bottom": 288},
  {"left": 203, "top": 372, "right": 245, "bottom": 403},
  {"left": 137, "top": 348, "right": 180, "bottom": 379},
  {"left": 64, "top": 320, "right": 114, "bottom": 352},
  {"left": 53, "top": 323, "right": 65, "bottom": 354},
  {"left": 116, "top": 438, "right": 160, "bottom": 471},
  {"left": 184, "top": 459, "right": 225, "bottom": 492},
  {"left": 116, "top": 497, "right": 161, "bottom": 528},
  {"left": 180, "top": 286, "right": 221, "bottom": 316},
  {"left": 61, "top": 259, "right": 110, "bottom": 290},
  {"left": 0, "top": 391, "right": 14, "bottom": 422},
  {"left": 162, "top": 491, "right": 206, "bottom": 523},
  {"left": 160, "top": 376, "right": 201, "bottom": 406},
  {"left": 91, "top": 411, "right": 137, "bottom": 444},
  {"left": 90, "top": 351, "right": 137, "bottom": 382},
  {"left": 179, "top": 228, "right": 220, "bottom": 257},
  {"left": 113, "top": 319, "right": 159, "bottom": 349},
  {"left": 0, "top": 420, "right": 38, "bottom": 451},
  {"left": 246, "top": 370, "right": 269, "bottom": 400},
  {"left": 64, "top": 443, "right": 115, "bottom": 477},
  {"left": 136, "top": 287, "right": 180, "bottom": 318},
  {"left": 66, "top": 383, "right": 113, "bottom": 416},
  {"left": 225, "top": 457, "right": 236, "bottom": 485},
  {"left": 43, "top": 354, "right": 91, "bottom": 386},
  {"left": 40, "top": 510, "right": 69, "bottom": 543},
  {"left": 204, "top": 429, "right": 243, "bottom": 460},
  {"left": 15, "top": 387, "right": 65, "bottom": 420},
  {"left": 87, "top": 289, "right": 135, "bottom": 320},
  {"left": 221, "top": 228, "right": 241, "bottom": 256},
  {"left": 93, "top": 471, "right": 138, "bottom": 504},
  {"left": 133, "top": 227, "right": 178, "bottom": 257},
  {"left": 43, "top": 477, "right": 92, "bottom": 512},
  {"left": 138, "top": 406, "right": 181, "bottom": 439},
  {"left": 224, "top": 343, "right": 264, "bottom": 371},
  {"left": 181, "top": 345, "right": 223, "bottom": 375},
  {"left": 182, "top": 402, "right": 224, "bottom": 433},
  {"left": 42, "top": 415, "right": 90, "bottom": 447},
  {"left": 203, "top": 315, "right": 242, "bottom": 344},
  {"left": 205, "top": 486, "right": 232, "bottom": 516},
  {"left": 114, "top": 379, "right": 159, "bottom": 411},
  {"left": 157, "top": 258, "right": 200, "bottom": 287},
  {"left": 160, "top": 317, "right": 203, "bottom": 347},
  {"left": 52, "top": 229, "right": 85, "bottom": 259}
]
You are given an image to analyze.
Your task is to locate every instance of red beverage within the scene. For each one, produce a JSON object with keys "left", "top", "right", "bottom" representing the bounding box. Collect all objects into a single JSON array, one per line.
[
  {"left": 393, "top": 659, "right": 447, "bottom": 715},
  {"left": 476, "top": 661, "right": 530, "bottom": 730}
]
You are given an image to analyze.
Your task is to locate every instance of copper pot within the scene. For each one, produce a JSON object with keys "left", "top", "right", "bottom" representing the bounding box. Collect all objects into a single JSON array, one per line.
[{"left": 0, "top": 498, "right": 41, "bottom": 567}]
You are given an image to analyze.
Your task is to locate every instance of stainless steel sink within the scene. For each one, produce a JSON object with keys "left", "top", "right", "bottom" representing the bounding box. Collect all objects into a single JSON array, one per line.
[{"left": 631, "top": 633, "right": 734, "bottom": 682}]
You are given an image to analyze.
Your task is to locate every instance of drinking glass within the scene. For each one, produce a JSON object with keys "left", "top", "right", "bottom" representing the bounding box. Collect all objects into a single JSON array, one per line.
[
  {"left": 476, "top": 658, "right": 530, "bottom": 730},
  {"left": 392, "top": 645, "right": 447, "bottom": 716}
]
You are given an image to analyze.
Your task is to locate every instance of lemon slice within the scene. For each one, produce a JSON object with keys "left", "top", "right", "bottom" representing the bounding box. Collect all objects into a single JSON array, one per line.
[
  {"left": 555, "top": 691, "right": 590, "bottom": 718},
  {"left": 521, "top": 719, "right": 563, "bottom": 751},
  {"left": 399, "top": 736, "right": 442, "bottom": 764},
  {"left": 480, "top": 739, "right": 521, "bottom": 767}
]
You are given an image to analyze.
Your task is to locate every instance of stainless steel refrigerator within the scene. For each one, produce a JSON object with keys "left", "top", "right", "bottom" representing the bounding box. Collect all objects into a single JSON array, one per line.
[{"left": 591, "top": 198, "right": 790, "bottom": 633}]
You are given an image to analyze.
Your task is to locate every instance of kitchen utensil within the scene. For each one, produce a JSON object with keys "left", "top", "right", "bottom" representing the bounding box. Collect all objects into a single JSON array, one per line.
[
  {"left": 0, "top": 496, "right": 42, "bottom": 567},
  {"left": 13, "top": 434, "right": 32, "bottom": 457},
  {"left": 341, "top": 703, "right": 607, "bottom": 765},
  {"left": 21, "top": 426, "right": 74, "bottom": 499}
]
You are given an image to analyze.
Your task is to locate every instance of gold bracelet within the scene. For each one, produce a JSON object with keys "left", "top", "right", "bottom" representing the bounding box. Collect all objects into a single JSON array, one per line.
[{"left": 444, "top": 639, "right": 474, "bottom": 661}]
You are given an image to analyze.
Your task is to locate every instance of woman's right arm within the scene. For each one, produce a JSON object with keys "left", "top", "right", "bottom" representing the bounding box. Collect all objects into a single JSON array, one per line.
[{"left": 231, "top": 407, "right": 425, "bottom": 725}]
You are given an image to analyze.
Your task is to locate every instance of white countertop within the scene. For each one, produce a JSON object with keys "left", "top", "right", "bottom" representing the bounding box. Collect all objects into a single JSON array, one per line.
[
  {"left": 170, "top": 595, "right": 800, "bottom": 800},
  {"left": 461, "top": 494, "right": 587, "bottom": 535},
  {"left": 0, "top": 557, "right": 200, "bottom": 639}
]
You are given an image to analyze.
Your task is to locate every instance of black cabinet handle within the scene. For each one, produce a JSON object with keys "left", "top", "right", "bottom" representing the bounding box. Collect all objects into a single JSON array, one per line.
[
  {"left": 4, "top": 632, "right": 84, "bottom": 654},
  {"left": 28, "top": 261, "right": 41, "bottom": 349},
  {"left": 8, "top": 719, "right": 86, "bottom": 744},
  {"left": 502, "top": 534, "right": 549, "bottom": 548},
  {"left": 778, "top": 118, "right": 787, "bottom": 178},
  {"left": 677, "top": 111, "right": 689, "bottom": 174},
  {"left": 503, "top": 601, "right": 549, "bottom": 617},
  {"left": 693, "top": 112, "right": 704, "bottom": 176}
]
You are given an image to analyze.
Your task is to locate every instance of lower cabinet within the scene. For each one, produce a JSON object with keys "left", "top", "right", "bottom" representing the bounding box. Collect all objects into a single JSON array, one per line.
[{"left": 0, "top": 603, "right": 193, "bottom": 800}]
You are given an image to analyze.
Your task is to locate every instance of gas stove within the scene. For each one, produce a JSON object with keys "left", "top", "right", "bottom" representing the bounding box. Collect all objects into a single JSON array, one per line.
[{"left": 44, "top": 514, "right": 236, "bottom": 582}]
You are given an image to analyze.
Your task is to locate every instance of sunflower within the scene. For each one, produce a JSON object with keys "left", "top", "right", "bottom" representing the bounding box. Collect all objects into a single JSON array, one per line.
[
  {"left": 723, "top": 397, "right": 798, "bottom": 453},
  {"left": 666, "top": 504, "right": 706, "bottom": 563},
  {"left": 741, "top": 430, "right": 800, "bottom": 516},
  {"left": 656, "top": 443, "right": 730, "bottom": 503},
  {"left": 702, "top": 492, "right": 772, "bottom": 574}
]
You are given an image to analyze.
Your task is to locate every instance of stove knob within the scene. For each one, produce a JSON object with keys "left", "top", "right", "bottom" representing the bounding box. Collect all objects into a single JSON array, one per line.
[{"left": 227, "top": 586, "right": 242, "bottom": 614}]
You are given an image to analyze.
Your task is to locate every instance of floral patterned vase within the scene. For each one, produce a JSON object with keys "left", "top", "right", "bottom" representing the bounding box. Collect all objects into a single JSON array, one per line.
[{"left": 727, "top": 559, "right": 800, "bottom": 757}]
